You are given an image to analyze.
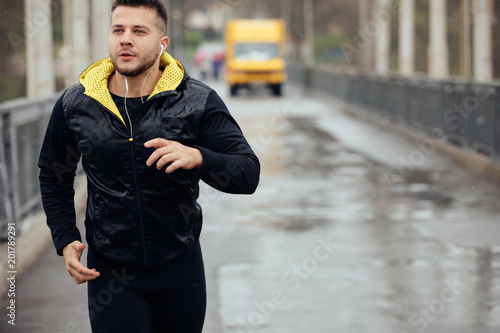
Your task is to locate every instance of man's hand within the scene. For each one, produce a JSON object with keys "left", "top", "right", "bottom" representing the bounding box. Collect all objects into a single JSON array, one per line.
[
  {"left": 62, "top": 241, "right": 100, "bottom": 284},
  {"left": 144, "top": 138, "right": 203, "bottom": 173}
]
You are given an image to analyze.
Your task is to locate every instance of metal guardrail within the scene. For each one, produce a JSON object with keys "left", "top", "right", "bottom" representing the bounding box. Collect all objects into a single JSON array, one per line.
[
  {"left": 288, "top": 63, "right": 500, "bottom": 162},
  {"left": 0, "top": 96, "right": 57, "bottom": 238}
]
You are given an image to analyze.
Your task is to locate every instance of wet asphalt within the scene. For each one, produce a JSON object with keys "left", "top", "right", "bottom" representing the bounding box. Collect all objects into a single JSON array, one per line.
[{"left": 1, "top": 79, "right": 500, "bottom": 333}]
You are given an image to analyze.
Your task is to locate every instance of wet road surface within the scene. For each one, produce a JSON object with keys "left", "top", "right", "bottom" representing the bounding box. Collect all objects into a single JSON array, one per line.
[{"left": 2, "top": 80, "right": 500, "bottom": 333}]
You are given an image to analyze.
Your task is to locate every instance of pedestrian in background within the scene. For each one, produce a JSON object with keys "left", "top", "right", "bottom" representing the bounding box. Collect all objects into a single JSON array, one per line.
[
  {"left": 212, "top": 52, "right": 225, "bottom": 80},
  {"left": 38, "top": 0, "right": 260, "bottom": 332}
]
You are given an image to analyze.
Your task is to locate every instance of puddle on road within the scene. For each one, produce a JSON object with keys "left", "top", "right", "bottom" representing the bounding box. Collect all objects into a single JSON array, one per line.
[
  {"left": 385, "top": 169, "right": 455, "bottom": 207},
  {"left": 265, "top": 116, "right": 459, "bottom": 231},
  {"left": 284, "top": 116, "right": 359, "bottom": 178}
]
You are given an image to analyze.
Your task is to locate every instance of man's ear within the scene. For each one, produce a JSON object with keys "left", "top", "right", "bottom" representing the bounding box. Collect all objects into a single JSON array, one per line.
[{"left": 160, "top": 37, "right": 169, "bottom": 52}]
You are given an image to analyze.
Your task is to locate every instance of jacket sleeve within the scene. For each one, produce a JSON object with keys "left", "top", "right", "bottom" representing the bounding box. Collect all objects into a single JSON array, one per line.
[
  {"left": 196, "top": 90, "right": 260, "bottom": 194},
  {"left": 38, "top": 92, "right": 82, "bottom": 256}
]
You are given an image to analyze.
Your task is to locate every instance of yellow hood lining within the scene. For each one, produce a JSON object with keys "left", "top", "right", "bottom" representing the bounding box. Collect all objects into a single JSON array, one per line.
[{"left": 78, "top": 52, "right": 184, "bottom": 126}]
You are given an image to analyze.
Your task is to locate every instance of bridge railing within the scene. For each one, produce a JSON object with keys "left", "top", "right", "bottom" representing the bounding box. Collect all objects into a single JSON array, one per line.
[
  {"left": 0, "top": 96, "right": 57, "bottom": 238},
  {"left": 288, "top": 63, "right": 500, "bottom": 162}
]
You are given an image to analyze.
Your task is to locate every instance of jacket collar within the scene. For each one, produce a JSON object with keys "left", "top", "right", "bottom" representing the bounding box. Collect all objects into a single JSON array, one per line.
[{"left": 78, "top": 52, "right": 184, "bottom": 125}]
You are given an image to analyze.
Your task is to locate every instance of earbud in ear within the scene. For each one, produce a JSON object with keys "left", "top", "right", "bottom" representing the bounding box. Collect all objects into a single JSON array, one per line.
[{"left": 159, "top": 44, "right": 164, "bottom": 55}]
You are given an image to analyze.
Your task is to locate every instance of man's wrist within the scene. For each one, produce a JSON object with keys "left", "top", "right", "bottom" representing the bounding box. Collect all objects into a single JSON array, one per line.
[{"left": 193, "top": 148, "right": 203, "bottom": 169}]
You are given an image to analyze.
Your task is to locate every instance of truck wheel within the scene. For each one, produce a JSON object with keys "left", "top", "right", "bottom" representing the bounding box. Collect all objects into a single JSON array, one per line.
[
  {"left": 230, "top": 84, "right": 239, "bottom": 96},
  {"left": 270, "top": 84, "right": 282, "bottom": 96}
]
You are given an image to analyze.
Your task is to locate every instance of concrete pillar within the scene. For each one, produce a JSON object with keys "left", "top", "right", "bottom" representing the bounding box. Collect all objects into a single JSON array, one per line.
[
  {"left": 359, "top": 0, "right": 373, "bottom": 70},
  {"left": 399, "top": 0, "right": 415, "bottom": 75},
  {"left": 473, "top": 0, "right": 493, "bottom": 82},
  {"left": 63, "top": 0, "right": 90, "bottom": 87},
  {"left": 169, "top": 0, "right": 185, "bottom": 62},
  {"left": 162, "top": 0, "right": 172, "bottom": 38},
  {"left": 461, "top": 0, "right": 472, "bottom": 78},
  {"left": 281, "top": 0, "right": 291, "bottom": 57},
  {"left": 92, "top": 0, "right": 112, "bottom": 62},
  {"left": 281, "top": 0, "right": 291, "bottom": 32},
  {"left": 62, "top": 0, "right": 72, "bottom": 87},
  {"left": 428, "top": 0, "right": 449, "bottom": 79},
  {"left": 374, "top": 0, "right": 391, "bottom": 75},
  {"left": 303, "top": 0, "right": 314, "bottom": 64},
  {"left": 25, "top": 0, "right": 55, "bottom": 99}
]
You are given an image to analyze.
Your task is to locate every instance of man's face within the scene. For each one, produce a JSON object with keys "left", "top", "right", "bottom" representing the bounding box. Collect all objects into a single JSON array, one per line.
[{"left": 109, "top": 6, "right": 162, "bottom": 77}]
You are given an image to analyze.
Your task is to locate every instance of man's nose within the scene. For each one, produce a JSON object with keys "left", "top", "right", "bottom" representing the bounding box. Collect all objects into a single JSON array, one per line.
[{"left": 120, "top": 31, "right": 133, "bottom": 47}]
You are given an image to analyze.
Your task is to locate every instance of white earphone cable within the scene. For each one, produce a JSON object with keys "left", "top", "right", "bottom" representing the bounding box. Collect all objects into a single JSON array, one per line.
[
  {"left": 124, "top": 77, "right": 133, "bottom": 138},
  {"left": 124, "top": 44, "right": 164, "bottom": 137},
  {"left": 141, "top": 44, "right": 164, "bottom": 103}
]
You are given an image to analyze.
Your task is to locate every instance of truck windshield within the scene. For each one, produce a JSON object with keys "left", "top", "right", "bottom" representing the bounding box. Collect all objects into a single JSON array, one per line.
[{"left": 235, "top": 43, "right": 279, "bottom": 61}]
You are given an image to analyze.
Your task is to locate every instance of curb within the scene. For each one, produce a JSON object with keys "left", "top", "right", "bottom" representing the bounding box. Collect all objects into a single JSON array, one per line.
[{"left": 0, "top": 175, "right": 87, "bottom": 296}]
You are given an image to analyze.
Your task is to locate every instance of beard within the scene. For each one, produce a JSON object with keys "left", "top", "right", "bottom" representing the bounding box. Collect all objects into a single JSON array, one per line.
[{"left": 111, "top": 48, "right": 159, "bottom": 77}]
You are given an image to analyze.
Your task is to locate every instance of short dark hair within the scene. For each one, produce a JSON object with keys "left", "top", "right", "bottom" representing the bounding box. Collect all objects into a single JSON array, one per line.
[{"left": 111, "top": 0, "right": 168, "bottom": 36}]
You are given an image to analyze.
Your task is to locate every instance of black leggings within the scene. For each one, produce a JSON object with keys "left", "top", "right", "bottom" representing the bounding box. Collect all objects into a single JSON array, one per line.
[{"left": 87, "top": 242, "right": 206, "bottom": 333}]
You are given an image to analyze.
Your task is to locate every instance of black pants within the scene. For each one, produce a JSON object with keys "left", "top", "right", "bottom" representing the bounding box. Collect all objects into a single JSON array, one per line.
[{"left": 87, "top": 241, "right": 206, "bottom": 333}]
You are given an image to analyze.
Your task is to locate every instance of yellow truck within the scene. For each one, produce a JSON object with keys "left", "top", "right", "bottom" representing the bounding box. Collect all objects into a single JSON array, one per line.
[{"left": 224, "top": 19, "right": 287, "bottom": 96}]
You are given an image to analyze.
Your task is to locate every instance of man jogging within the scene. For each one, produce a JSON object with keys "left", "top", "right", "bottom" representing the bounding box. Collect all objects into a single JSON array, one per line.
[{"left": 38, "top": 0, "right": 260, "bottom": 331}]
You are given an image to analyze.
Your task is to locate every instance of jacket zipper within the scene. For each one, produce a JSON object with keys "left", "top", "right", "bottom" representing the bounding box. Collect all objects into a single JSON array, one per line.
[
  {"left": 127, "top": 101, "right": 152, "bottom": 267},
  {"left": 94, "top": 99, "right": 149, "bottom": 265},
  {"left": 97, "top": 93, "right": 175, "bottom": 266},
  {"left": 129, "top": 136, "right": 148, "bottom": 266}
]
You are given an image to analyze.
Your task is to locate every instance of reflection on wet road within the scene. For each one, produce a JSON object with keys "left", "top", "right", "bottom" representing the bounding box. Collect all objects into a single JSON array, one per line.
[{"left": 202, "top": 82, "right": 500, "bottom": 333}]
